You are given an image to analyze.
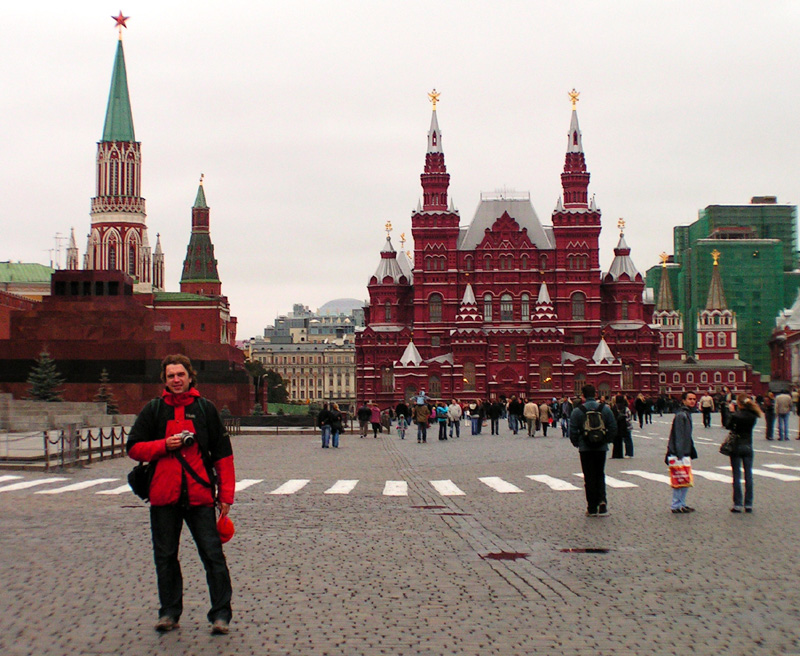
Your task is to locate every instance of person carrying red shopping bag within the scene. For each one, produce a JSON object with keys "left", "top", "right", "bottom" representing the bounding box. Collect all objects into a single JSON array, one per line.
[{"left": 666, "top": 391, "right": 698, "bottom": 514}]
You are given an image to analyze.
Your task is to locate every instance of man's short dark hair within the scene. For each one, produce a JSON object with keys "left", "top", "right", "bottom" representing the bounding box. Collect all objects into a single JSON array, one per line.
[
  {"left": 681, "top": 391, "right": 695, "bottom": 400},
  {"left": 581, "top": 384, "right": 596, "bottom": 399},
  {"left": 160, "top": 353, "right": 197, "bottom": 387}
]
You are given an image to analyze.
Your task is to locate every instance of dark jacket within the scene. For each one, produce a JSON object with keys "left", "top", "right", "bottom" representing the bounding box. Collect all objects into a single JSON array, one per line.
[
  {"left": 329, "top": 409, "right": 343, "bottom": 432},
  {"left": 356, "top": 405, "right": 371, "bottom": 422},
  {"left": 667, "top": 405, "right": 697, "bottom": 460},
  {"left": 127, "top": 391, "right": 235, "bottom": 508},
  {"left": 569, "top": 399, "right": 617, "bottom": 452},
  {"left": 317, "top": 407, "right": 332, "bottom": 428},
  {"left": 726, "top": 407, "right": 758, "bottom": 456}
]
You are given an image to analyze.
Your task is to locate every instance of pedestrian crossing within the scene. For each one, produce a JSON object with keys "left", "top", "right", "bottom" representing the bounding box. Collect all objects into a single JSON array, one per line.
[{"left": 2, "top": 463, "right": 800, "bottom": 499}]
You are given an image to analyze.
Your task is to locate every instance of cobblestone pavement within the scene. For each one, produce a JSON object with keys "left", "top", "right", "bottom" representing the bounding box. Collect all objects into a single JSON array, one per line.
[{"left": 3, "top": 413, "right": 800, "bottom": 655}]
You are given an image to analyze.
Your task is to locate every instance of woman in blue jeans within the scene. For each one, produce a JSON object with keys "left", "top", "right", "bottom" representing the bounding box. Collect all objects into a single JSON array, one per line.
[{"left": 726, "top": 394, "right": 762, "bottom": 513}]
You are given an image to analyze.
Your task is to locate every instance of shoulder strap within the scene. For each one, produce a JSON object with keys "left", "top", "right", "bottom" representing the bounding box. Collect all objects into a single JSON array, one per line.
[{"left": 174, "top": 450, "right": 214, "bottom": 492}]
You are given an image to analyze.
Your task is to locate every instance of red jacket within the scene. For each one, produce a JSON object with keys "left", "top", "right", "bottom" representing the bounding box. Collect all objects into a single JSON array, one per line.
[{"left": 127, "top": 389, "right": 235, "bottom": 507}]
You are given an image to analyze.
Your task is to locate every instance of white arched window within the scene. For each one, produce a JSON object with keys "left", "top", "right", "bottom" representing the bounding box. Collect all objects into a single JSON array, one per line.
[
  {"left": 571, "top": 292, "right": 586, "bottom": 320},
  {"left": 521, "top": 293, "right": 530, "bottom": 322},
  {"left": 500, "top": 294, "right": 513, "bottom": 321},
  {"left": 483, "top": 293, "right": 493, "bottom": 322},
  {"left": 429, "top": 294, "right": 443, "bottom": 322}
]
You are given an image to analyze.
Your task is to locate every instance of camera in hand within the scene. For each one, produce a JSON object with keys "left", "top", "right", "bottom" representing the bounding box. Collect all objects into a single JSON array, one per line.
[{"left": 179, "top": 430, "right": 195, "bottom": 446}]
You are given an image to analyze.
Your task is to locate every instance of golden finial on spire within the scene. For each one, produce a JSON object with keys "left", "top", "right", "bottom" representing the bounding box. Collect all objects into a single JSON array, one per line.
[
  {"left": 385, "top": 221, "right": 392, "bottom": 235},
  {"left": 568, "top": 88, "right": 580, "bottom": 110},
  {"left": 199, "top": 173, "right": 204, "bottom": 186},
  {"left": 399, "top": 232, "right": 406, "bottom": 250},
  {"left": 617, "top": 217, "right": 626, "bottom": 234},
  {"left": 659, "top": 252, "right": 669, "bottom": 267},
  {"left": 112, "top": 11, "right": 129, "bottom": 40},
  {"left": 711, "top": 249, "right": 721, "bottom": 265},
  {"left": 428, "top": 88, "right": 441, "bottom": 111}
]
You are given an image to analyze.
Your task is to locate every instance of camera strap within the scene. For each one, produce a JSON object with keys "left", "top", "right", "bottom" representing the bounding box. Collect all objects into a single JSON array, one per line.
[{"left": 174, "top": 450, "right": 214, "bottom": 491}]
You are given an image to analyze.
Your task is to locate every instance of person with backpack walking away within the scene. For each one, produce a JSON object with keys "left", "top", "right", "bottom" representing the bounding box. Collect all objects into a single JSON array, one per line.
[
  {"left": 569, "top": 384, "right": 617, "bottom": 517},
  {"left": 666, "top": 391, "right": 698, "bottom": 513},
  {"left": 412, "top": 402, "right": 431, "bottom": 443}
]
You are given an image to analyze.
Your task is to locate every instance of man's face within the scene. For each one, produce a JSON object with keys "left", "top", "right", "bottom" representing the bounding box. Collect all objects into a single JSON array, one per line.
[
  {"left": 165, "top": 364, "right": 190, "bottom": 394},
  {"left": 684, "top": 393, "right": 697, "bottom": 409}
]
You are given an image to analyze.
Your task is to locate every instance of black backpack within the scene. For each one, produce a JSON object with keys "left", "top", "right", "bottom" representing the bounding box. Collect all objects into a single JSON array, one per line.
[{"left": 579, "top": 403, "right": 608, "bottom": 445}]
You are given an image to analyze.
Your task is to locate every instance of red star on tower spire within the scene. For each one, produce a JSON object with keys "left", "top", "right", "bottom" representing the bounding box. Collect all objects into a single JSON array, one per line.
[{"left": 112, "top": 11, "right": 129, "bottom": 39}]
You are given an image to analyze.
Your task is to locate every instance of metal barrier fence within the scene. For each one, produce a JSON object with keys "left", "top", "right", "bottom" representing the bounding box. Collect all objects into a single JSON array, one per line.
[
  {"left": 41, "top": 425, "right": 130, "bottom": 471},
  {"left": 223, "top": 417, "right": 241, "bottom": 435}
]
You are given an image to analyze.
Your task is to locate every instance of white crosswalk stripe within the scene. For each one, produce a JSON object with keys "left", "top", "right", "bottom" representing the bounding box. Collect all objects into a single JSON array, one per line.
[
  {"left": 324, "top": 480, "right": 359, "bottom": 495},
  {"left": 0, "top": 477, "right": 68, "bottom": 492},
  {"left": 621, "top": 470, "right": 671, "bottom": 485},
  {"left": 526, "top": 474, "right": 580, "bottom": 491},
  {"left": 479, "top": 477, "right": 523, "bottom": 493},
  {"left": 36, "top": 478, "right": 119, "bottom": 494},
  {"left": 753, "top": 468, "right": 800, "bottom": 482},
  {"left": 0, "top": 475, "right": 23, "bottom": 484},
  {"left": 383, "top": 481, "right": 407, "bottom": 496},
  {"left": 96, "top": 484, "right": 132, "bottom": 495},
  {"left": 575, "top": 473, "right": 638, "bottom": 488},
  {"left": 235, "top": 479, "right": 264, "bottom": 492},
  {"left": 269, "top": 479, "right": 310, "bottom": 495},
  {"left": 763, "top": 464, "right": 800, "bottom": 472},
  {"left": 430, "top": 479, "right": 465, "bottom": 496},
  {"left": 692, "top": 469, "right": 732, "bottom": 483},
  {"left": 714, "top": 466, "right": 800, "bottom": 482}
]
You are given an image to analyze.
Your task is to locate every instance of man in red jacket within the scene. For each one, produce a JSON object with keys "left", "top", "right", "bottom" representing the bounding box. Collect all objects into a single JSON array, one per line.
[{"left": 127, "top": 354, "right": 235, "bottom": 635}]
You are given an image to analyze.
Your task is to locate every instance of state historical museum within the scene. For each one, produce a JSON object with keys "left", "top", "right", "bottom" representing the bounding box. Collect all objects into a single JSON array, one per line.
[{"left": 356, "top": 92, "right": 659, "bottom": 405}]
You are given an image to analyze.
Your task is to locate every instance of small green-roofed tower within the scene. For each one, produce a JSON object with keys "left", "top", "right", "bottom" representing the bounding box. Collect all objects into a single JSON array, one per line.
[{"left": 180, "top": 175, "right": 222, "bottom": 297}]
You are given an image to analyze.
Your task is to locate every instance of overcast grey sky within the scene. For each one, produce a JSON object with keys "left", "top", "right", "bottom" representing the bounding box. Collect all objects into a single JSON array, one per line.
[{"left": 2, "top": 1, "right": 799, "bottom": 340}]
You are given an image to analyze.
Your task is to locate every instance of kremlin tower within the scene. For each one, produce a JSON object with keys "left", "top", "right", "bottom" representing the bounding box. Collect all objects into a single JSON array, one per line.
[{"left": 80, "top": 13, "right": 162, "bottom": 292}]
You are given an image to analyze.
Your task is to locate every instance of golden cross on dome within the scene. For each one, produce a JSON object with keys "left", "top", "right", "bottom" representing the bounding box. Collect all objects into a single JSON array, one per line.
[
  {"left": 385, "top": 221, "right": 392, "bottom": 235},
  {"left": 617, "top": 217, "right": 626, "bottom": 234},
  {"left": 428, "top": 88, "right": 441, "bottom": 110},
  {"left": 711, "top": 249, "right": 721, "bottom": 265},
  {"left": 569, "top": 88, "right": 580, "bottom": 110},
  {"left": 659, "top": 252, "right": 669, "bottom": 266},
  {"left": 112, "top": 11, "right": 129, "bottom": 39}
]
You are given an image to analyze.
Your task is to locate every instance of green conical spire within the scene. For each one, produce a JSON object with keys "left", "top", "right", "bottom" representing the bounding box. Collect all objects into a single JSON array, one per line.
[
  {"left": 194, "top": 176, "right": 208, "bottom": 209},
  {"left": 102, "top": 40, "right": 135, "bottom": 142}
]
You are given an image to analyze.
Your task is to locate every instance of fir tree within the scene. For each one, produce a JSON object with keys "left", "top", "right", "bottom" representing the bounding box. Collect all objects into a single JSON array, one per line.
[
  {"left": 94, "top": 368, "right": 120, "bottom": 415},
  {"left": 26, "top": 350, "right": 65, "bottom": 402}
]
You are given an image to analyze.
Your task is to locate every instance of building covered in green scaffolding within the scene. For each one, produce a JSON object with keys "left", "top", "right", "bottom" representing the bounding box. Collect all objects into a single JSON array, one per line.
[{"left": 645, "top": 196, "right": 800, "bottom": 378}]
